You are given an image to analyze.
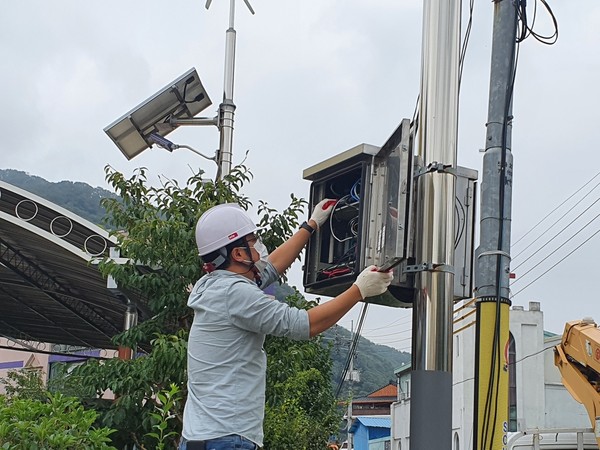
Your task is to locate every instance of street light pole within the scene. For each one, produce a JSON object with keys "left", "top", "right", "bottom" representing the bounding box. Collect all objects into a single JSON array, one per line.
[{"left": 209, "top": 0, "right": 255, "bottom": 180}]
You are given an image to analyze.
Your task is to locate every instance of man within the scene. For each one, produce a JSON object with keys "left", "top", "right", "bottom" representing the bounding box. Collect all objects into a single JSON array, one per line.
[{"left": 180, "top": 200, "right": 393, "bottom": 450}]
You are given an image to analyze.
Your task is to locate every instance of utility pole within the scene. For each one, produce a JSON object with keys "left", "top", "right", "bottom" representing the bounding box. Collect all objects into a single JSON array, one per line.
[
  {"left": 346, "top": 321, "right": 357, "bottom": 450},
  {"left": 473, "top": 0, "right": 518, "bottom": 448},
  {"left": 410, "top": 0, "right": 461, "bottom": 448}
]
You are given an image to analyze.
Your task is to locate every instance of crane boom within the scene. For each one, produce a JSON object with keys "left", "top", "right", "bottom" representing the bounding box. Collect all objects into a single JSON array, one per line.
[{"left": 554, "top": 318, "right": 600, "bottom": 447}]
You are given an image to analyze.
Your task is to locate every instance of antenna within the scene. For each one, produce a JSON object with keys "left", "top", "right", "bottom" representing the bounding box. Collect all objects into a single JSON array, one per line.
[{"left": 205, "top": 0, "right": 255, "bottom": 15}]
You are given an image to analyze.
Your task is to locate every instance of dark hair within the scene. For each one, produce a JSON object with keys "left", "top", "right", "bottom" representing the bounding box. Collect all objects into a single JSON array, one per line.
[{"left": 201, "top": 236, "right": 249, "bottom": 270}]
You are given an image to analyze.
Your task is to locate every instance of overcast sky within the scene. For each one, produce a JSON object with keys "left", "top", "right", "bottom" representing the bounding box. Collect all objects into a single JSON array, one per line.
[{"left": 2, "top": 0, "right": 599, "bottom": 351}]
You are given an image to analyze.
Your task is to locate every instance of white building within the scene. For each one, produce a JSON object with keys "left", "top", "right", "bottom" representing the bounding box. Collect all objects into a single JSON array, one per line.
[{"left": 391, "top": 301, "right": 594, "bottom": 450}]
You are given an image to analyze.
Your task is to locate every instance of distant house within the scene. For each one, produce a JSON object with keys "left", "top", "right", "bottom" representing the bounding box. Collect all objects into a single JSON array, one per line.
[
  {"left": 352, "top": 383, "right": 397, "bottom": 416},
  {"left": 349, "top": 416, "right": 391, "bottom": 450}
]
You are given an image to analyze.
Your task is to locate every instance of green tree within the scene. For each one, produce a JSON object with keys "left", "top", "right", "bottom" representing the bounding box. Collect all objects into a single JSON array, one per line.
[
  {"left": 263, "top": 292, "right": 341, "bottom": 450},
  {"left": 0, "top": 392, "right": 116, "bottom": 450},
  {"left": 0, "top": 369, "right": 47, "bottom": 402},
  {"left": 71, "top": 164, "right": 338, "bottom": 449}
]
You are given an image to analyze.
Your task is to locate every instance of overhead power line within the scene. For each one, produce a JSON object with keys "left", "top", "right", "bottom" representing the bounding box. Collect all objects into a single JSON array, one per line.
[{"left": 512, "top": 173, "right": 600, "bottom": 253}]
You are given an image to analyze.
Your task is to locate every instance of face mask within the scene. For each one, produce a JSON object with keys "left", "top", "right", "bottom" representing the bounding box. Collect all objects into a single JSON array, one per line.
[{"left": 252, "top": 239, "right": 270, "bottom": 274}]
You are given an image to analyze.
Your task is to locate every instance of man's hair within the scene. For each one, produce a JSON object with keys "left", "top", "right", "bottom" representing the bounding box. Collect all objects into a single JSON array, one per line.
[{"left": 201, "top": 236, "right": 249, "bottom": 270}]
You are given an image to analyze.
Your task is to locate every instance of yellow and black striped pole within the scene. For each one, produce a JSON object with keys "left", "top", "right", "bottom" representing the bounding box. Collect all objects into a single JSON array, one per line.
[{"left": 474, "top": 297, "right": 510, "bottom": 449}]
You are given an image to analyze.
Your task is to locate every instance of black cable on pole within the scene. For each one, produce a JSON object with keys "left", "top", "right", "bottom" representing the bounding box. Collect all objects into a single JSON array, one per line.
[{"left": 335, "top": 303, "right": 369, "bottom": 399}]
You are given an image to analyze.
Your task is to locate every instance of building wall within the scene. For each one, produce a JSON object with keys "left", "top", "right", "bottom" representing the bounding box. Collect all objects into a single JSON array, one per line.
[
  {"left": 510, "top": 304, "right": 546, "bottom": 429},
  {"left": 0, "top": 337, "right": 118, "bottom": 396},
  {"left": 391, "top": 301, "right": 591, "bottom": 449},
  {"left": 0, "top": 338, "right": 50, "bottom": 394},
  {"left": 369, "top": 437, "right": 391, "bottom": 450}
]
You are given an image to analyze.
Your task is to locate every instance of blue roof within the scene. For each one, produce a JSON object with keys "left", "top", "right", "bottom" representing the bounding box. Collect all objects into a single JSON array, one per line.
[{"left": 354, "top": 416, "right": 391, "bottom": 429}]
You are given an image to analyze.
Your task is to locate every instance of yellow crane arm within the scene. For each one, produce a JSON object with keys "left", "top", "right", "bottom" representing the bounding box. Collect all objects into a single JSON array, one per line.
[{"left": 554, "top": 318, "right": 600, "bottom": 447}]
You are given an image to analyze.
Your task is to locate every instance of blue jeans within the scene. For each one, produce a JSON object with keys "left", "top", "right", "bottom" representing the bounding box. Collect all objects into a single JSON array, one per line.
[{"left": 179, "top": 434, "right": 257, "bottom": 450}]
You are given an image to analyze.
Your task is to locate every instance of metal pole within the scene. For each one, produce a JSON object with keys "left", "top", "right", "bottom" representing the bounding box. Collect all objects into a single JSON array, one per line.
[
  {"left": 348, "top": 320, "right": 354, "bottom": 450},
  {"left": 217, "top": 0, "right": 238, "bottom": 179},
  {"left": 473, "top": 0, "right": 517, "bottom": 447},
  {"left": 117, "top": 302, "right": 138, "bottom": 360},
  {"left": 410, "top": 0, "right": 461, "bottom": 448}
]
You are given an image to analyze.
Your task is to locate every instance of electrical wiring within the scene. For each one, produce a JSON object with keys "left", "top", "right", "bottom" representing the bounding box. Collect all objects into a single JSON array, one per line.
[
  {"left": 512, "top": 205, "right": 600, "bottom": 274},
  {"left": 362, "top": 328, "right": 412, "bottom": 339},
  {"left": 350, "top": 179, "right": 361, "bottom": 202},
  {"left": 454, "top": 198, "right": 467, "bottom": 250},
  {"left": 513, "top": 186, "right": 600, "bottom": 261},
  {"left": 362, "top": 315, "right": 412, "bottom": 332},
  {"left": 458, "top": 0, "right": 475, "bottom": 88},
  {"left": 329, "top": 195, "right": 359, "bottom": 243},
  {"left": 511, "top": 226, "right": 600, "bottom": 298},
  {"left": 335, "top": 244, "right": 358, "bottom": 264},
  {"left": 320, "top": 266, "right": 352, "bottom": 279},
  {"left": 516, "top": 0, "right": 558, "bottom": 45},
  {"left": 369, "top": 335, "right": 412, "bottom": 347},
  {"left": 507, "top": 345, "right": 554, "bottom": 365},
  {"left": 512, "top": 171, "right": 600, "bottom": 247},
  {"left": 507, "top": 171, "right": 600, "bottom": 300}
]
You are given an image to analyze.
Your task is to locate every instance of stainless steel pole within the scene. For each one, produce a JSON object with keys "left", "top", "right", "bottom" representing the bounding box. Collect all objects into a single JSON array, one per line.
[
  {"left": 410, "top": 0, "right": 461, "bottom": 448},
  {"left": 217, "top": 0, "right": 237, "bottom": 179}
]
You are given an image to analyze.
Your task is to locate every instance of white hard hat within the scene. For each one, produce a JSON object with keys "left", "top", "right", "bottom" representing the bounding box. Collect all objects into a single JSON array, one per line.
[{"left": 195, "top": 203, "right": 258, "bottom": 256}]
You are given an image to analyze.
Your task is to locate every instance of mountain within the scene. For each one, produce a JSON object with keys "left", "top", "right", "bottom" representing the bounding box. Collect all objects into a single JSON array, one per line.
[
  {"left": 1, "top": 169, "right": 411, "bottom": 397},
  {"left": 268, "top": 284, "right": 411, "bottom": 398},
  {"left": 0, "top": 169, "right": 116, "bottom": 226},
  {"left": 324, "top": 324, "right": 410, "bottom": 398}
]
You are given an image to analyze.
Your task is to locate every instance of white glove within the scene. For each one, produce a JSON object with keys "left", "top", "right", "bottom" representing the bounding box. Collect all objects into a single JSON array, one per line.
[
  {"left": 309, "top": 198, "right": 336, "bottom": 229},
  {"left": 353, "top": 265, "right": 394, "bottom": 299}
]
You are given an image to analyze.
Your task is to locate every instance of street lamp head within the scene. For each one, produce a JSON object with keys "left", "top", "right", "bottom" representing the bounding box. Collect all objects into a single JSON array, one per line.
[
  {"left": 148, "top": 133, "right": 176, "bottom": 152},
  {"left": 104, "top": 68, "right": 212, "bottom": 160}
]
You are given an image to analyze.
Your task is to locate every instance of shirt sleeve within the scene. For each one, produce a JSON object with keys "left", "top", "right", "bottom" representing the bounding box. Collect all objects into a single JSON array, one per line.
[
  {"left": 225, "top": 279, "right": 310, "bottom": 341},
  {"left": 258, "top": 260, "right": 280, "bottom": 288}
]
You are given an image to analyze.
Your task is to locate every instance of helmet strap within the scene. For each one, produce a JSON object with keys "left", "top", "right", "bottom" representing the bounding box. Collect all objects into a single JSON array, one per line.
[
  {"left": 208, "top": 248, "right": 228, "bottom": 269},
  {"left": 241, "top": 241, "right": 262, "bottom": 286}
]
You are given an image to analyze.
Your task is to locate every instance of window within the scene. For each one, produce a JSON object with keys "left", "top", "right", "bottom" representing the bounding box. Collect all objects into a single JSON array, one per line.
[{"left": 508, "top": 332, "right": 517, "bottom": 432}]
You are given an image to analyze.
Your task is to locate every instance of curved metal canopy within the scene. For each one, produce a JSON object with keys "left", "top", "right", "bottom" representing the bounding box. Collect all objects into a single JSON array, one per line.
[{"left": 0, "top": 181, "right": 148, "bottom": 350}]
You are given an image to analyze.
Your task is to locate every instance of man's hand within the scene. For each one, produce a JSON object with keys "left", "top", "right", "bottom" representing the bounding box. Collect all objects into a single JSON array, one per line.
[
  {"left": 353, "top": 265, "right": 394, "bottom": 299},
  {"left": 309, "top": 198, "right": 336, "bottom": 230}
]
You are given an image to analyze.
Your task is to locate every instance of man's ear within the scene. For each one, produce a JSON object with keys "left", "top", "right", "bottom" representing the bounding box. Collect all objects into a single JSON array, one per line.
[{"left": 230, "top": 247, "right": 246, "bottom": 263}]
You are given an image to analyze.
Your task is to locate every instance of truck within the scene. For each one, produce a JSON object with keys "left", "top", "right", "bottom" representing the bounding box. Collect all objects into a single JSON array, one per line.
[
  {"left": 553, "top": 317, "right": 600, "bottom": 448},
  {"left": 507, "top": 428, "right": 597, "bottom": 449}
]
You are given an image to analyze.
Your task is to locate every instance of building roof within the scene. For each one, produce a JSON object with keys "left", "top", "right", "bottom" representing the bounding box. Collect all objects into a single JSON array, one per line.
[
  {"left": 353, "top": 383, "right": 397, "bottom": 404},
  {"left": 0, "top": 181, "right": 149, "bottom": 350},
  {"left": 367, "top": 383, "right": 396, "bottom": 397},
  {"left": 349, "top": 415, "right": 391, "bottom": 433},
  {"left": 395, "top": 362, "right": 411, "bottom": 375}
]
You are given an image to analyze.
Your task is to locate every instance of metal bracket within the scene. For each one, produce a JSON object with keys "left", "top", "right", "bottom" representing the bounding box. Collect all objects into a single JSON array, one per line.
[
  {"left": 413, "top": 162, "right": 457, "bottom": 178},
  {"left": 478, "top": 250, "right": 511, "bottom": 260},
  {"left": 404, "top": 263, "right": 454, "bottom": 274}
]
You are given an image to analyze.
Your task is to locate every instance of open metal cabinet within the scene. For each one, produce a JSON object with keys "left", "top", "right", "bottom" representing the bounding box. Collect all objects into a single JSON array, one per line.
[
  {"left": 302, "top": 118, "right": 478, "bottom": 307},
  {"left": 302, "top": 119, "right": 415, "bottom": 307}
]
